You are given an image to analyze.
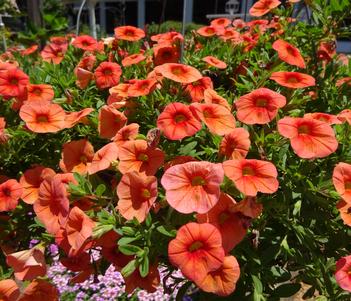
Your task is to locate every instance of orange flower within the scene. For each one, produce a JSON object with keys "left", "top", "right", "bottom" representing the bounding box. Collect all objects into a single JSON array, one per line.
[
  {"left": 33, "top": 175, "right": 69, "bottom": 234},
  {"left": 94, "top": 62, "right": 122, "bottom": 89},
  {"left": 202, "top": 56, "right": 227, "bottom": 69},
  {"left": 304, "top": 112, "right": 342, "bottom": 125},
  {"left": 60, "top": 139, "right": 94, "bottom": 174},
  {"left": 235, "top": 87, "right": 286, "bottom": 124},
  {"left": 71, "top": 35, "right": 98, "bottom": 51},
  {"left": 277, "top": 116, "right": 338, "bottom": 159},
  {"left": 337, "top": 200, "right": 351, "bottom": 227},
  {"left": 0, "top": 68, "right": 29, "bottom": 98},
  {"left": 75, "top": 67, "right": 93, "bottom": 89},
  {"left": 124, "top": 264, "right": 160, "bottom": 294},
  {"left": 168, "top": 222, "right": 225, "bottom": 283},
  {"left": 185, "top": 77, "right": 213, "bottom": 102},
  {"left": 157, "top": 102, "right": 202, "bottom": 140},
  {"left": 98, "top": 105, "right": 127, "bottom": 139},
  {"left": 338, "top": 109, "right": 351, "bottom": 125},
  {"left": 117, "top": 171, "right": 157, "bottom": 222},
  {"left": 333, "top": 163, "right": 351, "bottom": 204},
  {"left": 122, "top": 53, "right": 146, "bottom": 67},
  {"left": 27, "top": 84, "right": 54, "bottom": 102},
  {"left": 6, "top": 246, "right": 46, "bottom": 281},
  {"left": 64, "top": 108, "right": 94, "bottom": 129},
  {"left": 19, "top": 100, "right": 66, "bottom": 133},
  {"left": 204, "top": 88, "right": 231, "bottom": 111},
  {"left": 335, "top": 255, "right": 351, "bottom": 293},
  {"left": 109, "top": 83, "right": 131, "bottom": 98},
  {"left": 272, "top": 39, "right": 305, "bottom": 68},
  {"left": 87, "top": 143, "right": 118, "bottom": 175},
  {"left": 211, "top": 18, "right": 231, "bottom": 28},
  {"left": 196, "top": 255, "right": 240, "bottom": 296},
  {"left": 151, "top": 31, "right": 183, "bottom": 44},
  {"left": 223, "top": 159, "right": 279, "bottom": 196},
  {"left": 161, "top": 161, "right": 224, "bottom": 214},
  {"left": 18, "top": 279, "right": 59, "bottom": 301},
  {"left": 77, "top": 55, "right": 96, "bottom": 71},
  {"left": 60, "top": 252, "right": 91, "bottom": 272},
  {"left": 114, "top": 26, "right": 145, "bottom": 41},
  {"left": 118, "top": 140, "right": 165, "bottom": 176},
  {"left": 154, "top": 63, "right": 202, "bottom": 84},
  {"left": 270, "top": 71, "right": 315, "bottom": 88},
  {"left": 153, "top": 44, "right": 180, "bottom": 66},
  {"left": 20, "top": 44, "right": 38, "bottom": 56},
  {"left": 249, "top": 0, "right": 281, "bottom": 17},
  {"left": 336, "top": 77, "right": 351, "bottom": 88},
  {"left": 0, "top": 279, "right": 20, "bottom": 301},
  {"left": 164, "top": 156, "right": 197, "bottom": 171},
  {"left": 112, "top": 123, "right": 139, "bottom": 147},
  {"left": 317, "top": 41, "right": 336, "bottom": 62},
  {"left": 0, "top": 117, "right": 7, "bottom": 144},
  {"left": 127, "top": 79, "right": 157, "bottom": 97},
  {"left": 197, "top": 26, "right": 218, "bottom": 37},
  {"left": 0, "top": 179, "right": 23, "bottom": 211},
  {"left": 20, "top": 166, "right": 56, "bottom": 204},
  {"left": 219, "top": 128, "right": 251, "bottom": 159},
  {"left": 40, "top": 43, "right": 67, "bottom": 64}
]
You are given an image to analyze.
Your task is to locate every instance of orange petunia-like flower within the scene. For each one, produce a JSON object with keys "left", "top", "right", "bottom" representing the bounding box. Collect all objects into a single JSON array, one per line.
[
  {"left": 98, "top": 105, "right": 127, "bottom": 139},
  {"left": 185, "top": 77, "right": 213, "bottom": 103},
  {"left": 75, "top": 67, "right": 93, "bottom": 89},
  {"left": 118, "top": 140, "right": 165, "bottom": 176},
  {"left": 71, "top": 35, "right": 98, "bottom": 51},
  {"left": 114, "top": 26, "right": 145, "bottom": 42},
  {"left": 249, "top": 0, "right": 281, "bottom": 17},
  {"left": 40, "top": 43, "right": 67, "bottom": 64},
  {"left": 338, "top": 109, "right": 351, "bottom": 125},
  {"left": 168, "top": 222, "right": 225, "bottom": 283},
  {"left": 304, "top": 112, "right": 342, "bottom": 125},
  {"left": 18, "top": 279, "right": 59, "bottom": 301},
  {"left": 277, "top": 116, "right": 338, "bottom": 159},
  {"left": 337, "top": 200, "right": 351, "bottom": 227},
  {"left": 204, "top": 88, "right": 231, "bottom": 111},
  {"left": 272, "top": 39, "right": 305, "bottom": 68},
  {"left": 197, "top": 26, "right": 218, "bottom": 37},
  {"left": 0, "top": 179, "right": 23, "bottom": 212},
  {"left": 122, "top": 53, "right": 146, "bottom": 67},
  {"left": 0, "top": 68, "right": 29, "bottom": 98},
  {"left": 124, "top": 264, "right": 160, "bottom": 294},
  {"left": 335, "top": 255, "right": 351, "bottom": 293},
  {"left": 59, "top": 139, "right": 94, "bottom": 174},
  {"left": 211, "top": 18, "right": 231, "bottom": 28},
  {"left": 190, "top": 103, "right": 236, "bottom": 136},
  {"left": 157, "top": 102, "right": 202, "bottom": 140},
  {"left": 127, "top": 79, "right": 157, "bottom": 97},
  {"left": 64, "top": 108, "right": 94, "bottom": 129},
  {"left": 235, "top": 87, "right": 286, "bottom": 125},
  {"left": 153, "top": 44, "right": 180, "bottom": 66},
  {"left": 196, "top": 255, "right": 240, "bottom": 296},
  {"left": 87, "top": 143, "right": 118, "bottom": 175},
  {"left": 223, "top": 159, "right": 279, "bottom": 196},
  {"left": 112, "top": 123, "right": 139, "bottom": 147},
  {"left": 333, "top": 163, "right": 351, "bottom": 204},
  {"left": 270, "top": 71, "right": 315, "bottom": 88},
  {"left": 202, "top": 56, "right": 227, "bottom": 69},
  {"left": 161, "top": 161, "right": 224, "bottom": 214},
  {"left": 154, "top": 63, "right": 202, "bottom": 84},
  {"left": 117, "top": 171, "right": 158, "bottom": 222},
  {"left": 19, "top": 100, "right": 66, "bottom": 133},
  {"left": 0, "top": 279, "right": 20, "bottom": 301},
  {"left": 27, "top": 84, "right": 54, "bottom": 102},
  {"left": 0, "top": 117, "right": 7, "bottom": 144},
  {"left": 94, "top": 62, "right": 122, "bottom": 90},
  {"left": 219, "top": 128, "right": 251, "bottom": 159}
]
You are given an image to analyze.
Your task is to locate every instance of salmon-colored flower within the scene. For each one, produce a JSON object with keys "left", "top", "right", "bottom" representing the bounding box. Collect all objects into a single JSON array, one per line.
[
  {"left": 0, "top": 279, "right": 20, "bottom": 301},
  {"left": 59, "top": 139, "right": 94, "bottom": 174},
  {"left": 223, "top": 159, "right": 279, "bottom": 196},
  {"left": 336, "top": 77, "right": 351, "bottom": 88},
  {"left": 335, "top": 255, "right": 351, "bottom": 292},
  {"left": 64, "top": 108, "right": 94, "bottom": 129},
  {"left": 18, "top": 279, "right": 59, "bottom": 301},
  {"left": 6, "top": 246, "right": 46, "bottom": 281},
  {"left": 27, "top": 84, "right": 54, "bottom": 102},
  {"left": 114, "top": 26, "right": 145, "bottom": 41},
  {"left": 204, "top": 88, "right": 231, "bottom": 111},
  {"left": 72, "top": 35, "right": 98, "bottom": 51},
  {"left": 0, "top": 68, "right": 29, "bottom": 98},
  {"left": 151, "top": 31, "right": 183, "bottom": 44},
  {"left": 161, "top": 161, "right": 224, "bottom": 214},
  {"left": 190, "top": 103, "right": 236, "bottom": 135},
  {"left": 87, "top": 143, "right": 118, "bottom": 175},
  {"left": 219, "top": 128, "right": 251, "bottom": 159},
  {"left": 118, "top": 140, "right": 164, "bottom": 176},
  {"left": 153, "top": 44, "right": 180, "bottom": 66},
  {"left": 112, "top": 123, "right": 139, "bottom": 146},
  {"left": 127, "top": 79, "right": 157, "bottom": 97},
  {"left": 20, "top": 44, "right": 38, "bottom": 56},
  {"left": 272, "top": 39, "right": 305, "bottom": 68},
  {"left": 77, "top": 55, "right": 96, "bottom": 71},
  {"left": 75, "top": 67, "right": 93, "bottom": 89},
  {"left": 185, "top": 77, "right": 213, "bottom": 102},
  {"left": 157, "top": 102, "right": 202, "bottom": 140},
  {"left": 202, "top": 56, "right": 227, "bottom": 69},
  {"left": 277, "top": 116, "right": 338, "bottom": 159},
  {"left": 337, "top": 200, "right": 351, "bottom": 227},
  {"left": 235, "top": 87, "right": 286, "bottom": 124},
  {"left": 19, "top": 101, "right": 66, "bottom": 133},
  {"left": 94, "top": 62, "right": 122, "bottom": 89},
  {"left": 168, "top": 222, "right": 225, "bottom": 283},
  {"left": 124, "top": 264, "right": 160, "bottom": 294},
  {"left": 98, "top": 105, "right": 127, "bottom": 139},
  {"left": 249, "top": 0, "right": 281, "bottom": 17},
  {"left": 60, "top": 252, "right": 91, "bottom": 272},
  {"left": 333, "top": 163, "right": 351, "bottom": 204},
  {"left": 338, "top": 109, "right": 351, "bottom": 125},
  {"left": 270, "top": 71, "right": 315, "bottom": 88},
  {"left": 317, "top": 41, "right": 336, "bottom": 62},
  {"left": 164, "top": 156, "right": 197, "bottom": 171},
  {"left": 117, "top": 171, "right": 157, "bottom": 222},
  {"left": 0, "top": 179, "right": 23, "bottom": 211},
  {"left": 154, "top": 63, "right": 202, "bottom": 84},
  {"left": 211, "top": 18, "right": 231, "bottom": 28},
  {"left": 197, "top": 26, "right": 218, "bottom": 37},
  {"left": 122, "top": 53, "right": 146, "bottom": 67},
  {"left": 0, "top": 117, "right": 7, "bottom": 144},
  {"left": 40, "top": 43, "right": 67, "bottom": 64},
  {"left": 304, "top": 112, "right": 342, "bottom": 125}
]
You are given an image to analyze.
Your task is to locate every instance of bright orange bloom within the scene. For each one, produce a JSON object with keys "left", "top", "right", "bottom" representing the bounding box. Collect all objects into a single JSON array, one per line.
[
  {"left": 202, "top": 56, "right": 227, "bottom": 69},
  {"left": 157, "top": 102, "right": 202, "bottom": 140},
  {"left": 338, "top": 109, "right": 351, "bottom": 125},
  {"left": 335, "top": 255, "right": 351, "bottom": 292},
  {"left": 60, "top": 252, "right": 91, "bottom": 272},
  {"left": 114, "top": 26, "right": 145, "bottom": 41},
  {"left": 19, "top": 100, "right": 66, "bottom": 133},
  {"left": 6, "top": 246, "right": 46, "bottom": 281},
  {"left": 153, "top": 44, "right": 180, "bottom": 66},
  {"left": 317, "top": 41, "right": 336, "bottom": 62},
  {"left": 20, "top": 44, "right": 38, "bottom": 56},
  {"left": 0, "top": 68, "right": 29, "bottom": 98},
  {"left": 204, "top": 88, "right": 231, "bottom": 110},
  {"left": 304, "top": 112, "right": 342, "bottom": 125},
  {"left": 75, "top": 67, "right": 93, "bottom": 89},
  {"left": 333, "top": 163, "right": 351, "bottom": 204},
  {"left": 196, "top": 255, "right": 240, "bottom": 296},
  {"left": 232, "top": 19, "right": 246, "bottom": 29},
  {"left": 118, "top": 140, "right": 165, "bottom": 176},
  {"left": 0, "top": 117, "right": 7, "bottom": 144},
  {"left": 77, "top": 55, "right": 96, "bottom": 71},
  {"left": 277, "top": 116, "right": 338, "bottom": 159},
  {"left": 336, "top": 77, "right": 351, "bottom": 88},
  {"left": 117, "top": 171, "right": 157, "bottom": 222},
  {"left": 87, "top": 143, "right": 118, "bottom": 175},
  {"left": 71, "top": 35, "right": 98, "bottom": 51},
  {"left": 122, "top": 53, "right": 146, "bottom": 67},
  {"left": 27, "top": 84, "right": 54, "bottom": 102},
  {"left": 0, "top": 179, "right": 23, "bottom": 211},
  {"left": 249, "top": 0, "right": 281, "bottom": 17},
  {"left": 219, "top": 28, "right": 241, "bottom": 41},
  {"left": 98, "top": 105, "right": 127, "bottom": 139},
  {"left": 124, "top": 264, "right": 160, "bottom": 294},
  {"left": 211, "top": 18, "right": 231, "bottom": 28},
  {"left": 185, "top": 77, "right": 213, "bottom": 102},
  {"left": 64, "top": 108, "right": 94, "bottom": 129},
  {"left": 33, "top": 175, "right": 69, "bottom": 234},
  {"left": 272, "top": 39, "right": 305, "bottom": 68},
  {"left": 223, "top": 159, "right": 279, "bottom": 196},
  {"left": 219, "top": 128, "right": 251, "bottom": 159},
  {"left": 112, "top": 123, "right": 139, "bottom": 147},
  {"left": 190, "top": 103, "right": 236, "bottom": 136},
  {"left": 197, "top": 26, "right": 218, "bottom": 37},
  {"left": 161, "top": 161, "right": 224, "bottom": 214},
  {"left": 235, "top": 87, "right": 286, "bottom": 124},
  {"left": 109, "top": 83, "right": 131, "bottom": 99},
  {"left": 127, "top": 79, "right": 157, "bottom": 97},
  {"left": 337, "top": 200, "right": 351, "bottom": 227},
  {"left": 40, "top": 43, "right": 67, "bottom": 64},
  {"left": 168, "top": 222, "right": 225, "bottom": 283},
  {"left": 18, "top": 279, "right": 59, "bottom": 301},
  {"left": 59, "top": 139, "right": 94, "bottom": 174},
  {"left": 151, "top": 31, "right": 183, "bottom": 44},
  {"left": 154, "top": 63, "right": 202, "bottom": 84},
  {"left": 0, "top": 279, "right": 20, "bottom": 301},
  {"left": 270, "top": 71, "right": 315, "bottom": 88},
  {"left": 94, "top": 62, "right": 122, "bottom": 89},
  {"left": 20, "top": 166, "right": 56, "bottom": 204}
]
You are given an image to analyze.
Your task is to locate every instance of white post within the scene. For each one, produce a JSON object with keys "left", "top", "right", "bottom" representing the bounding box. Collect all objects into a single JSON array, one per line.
[
  {"left": 185, "top": 0, "right": 193, "bottom": 24},
  {"left": 137, "top": 0, "right": 145, "bottom": 29},
  {"left": 88, "top": 0, "right": 97, "bottom": 39}
]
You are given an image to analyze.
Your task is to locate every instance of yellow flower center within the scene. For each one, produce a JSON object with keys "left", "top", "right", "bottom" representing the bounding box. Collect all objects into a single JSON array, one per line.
[
  {"left": 189, "top": 241, "right": 203, "bottom": 252},
  {"left": 191, "top": 176, "right": 206, "bottom": 186},
  {"left": 138, "top": 153, "right": 149, "bottom": 161},
  {"left": 242, "top": 166, "right": 255, "bottom": 176}
]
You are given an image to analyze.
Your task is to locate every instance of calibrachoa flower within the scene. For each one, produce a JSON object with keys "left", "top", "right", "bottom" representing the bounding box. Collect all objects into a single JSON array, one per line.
[
  {"left": 98, "top": 105, "right": 127, "bottom": 139},
  {"left": 87, "top": 143, "right": 118, "bottom": 175},
  {"left": 335, "top": 255, "right": 351, "bottom": 292},
  {"left": 153, "top": 44, "right": 180, "bottom": 66},
  {"left": 155, "top": 63, "right": 202, "bottom": 84},
  {"left": 272, "top": 39, "right": 306, "bottom": 68},
  {"left": 122, "top": 53, "right": 146, "bottom": 67},
  {"left": 0, "top": 279, "right": 20, "bottom": 301},
  {"left": 72, "top": 35, "right": 99, "bottom": 51},
  {"left": 185, "top": 77, "right": 213, "bottom": 102},
  {"left": 0, "top": 68, "right": 29, "bottom": 98},
  {"left": 0, "top": 179, "right": 23, "bottom": 211},
  {"left": 337, "top": 200, "right": 351, "bottom": 227},
  {"left": 114, "top": 26, "right": 145, "bottom": 41},
  {"left": 18, "top": 279, "right": 59, "bottom": 301},
  {"left": 112, "top": 123, "right": 140, "bottom": 146},
  {"left": 219, "top": 128, "right": 251, "bottom": 159},
  {"left": 249, "top": 0, "right": 281, "bottom": 17},
  {"left": 94, "top": 62, "right": 122, "bottom": 89},
  {"left": 270, "top": 71, "right": 315, "bottom": 88},
  {"left": 26, "top": 84, "right": 55, "bottom": 102},
  {"left": 333, "top": 163, "right": 351, "bottom": 203},
  {"left": 304, "top": 112, "right": 342, "bottom": 125},
  {"left": 202, "top": 56, "right": 227, "bottom": 69},
  {"left": 204, "top": 88, "right": 231, "bottom": 110}
]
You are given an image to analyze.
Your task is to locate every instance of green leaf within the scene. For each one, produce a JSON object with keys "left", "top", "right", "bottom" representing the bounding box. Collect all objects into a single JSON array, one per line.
[
  {"left": 119, "top": 244, "right": 143, "bottom": 256},
  {"left": 95, "top": 184, "right": 106, "bottom": 197},
  {"left": 156, "top": 225, "right": 176, "bottom": 237},
  {"left": 121, "top": 259, "right": 137, "bottom": 278},
  {"left": 273, "top": 283, "right": 301, "bottom": 298},
  {"left": 118, "top": 235, "right": 141, "bottom": 246},
  {"left": 179, "top": 141, "right": 197, "bottom": 156},
  {"left": 145, "top": 214, "right": 152, "bottom": 228},
  {"left": 252, "top": 275, "right": 263, "bottom": 294},
  {"left": 139, "top": 255, "right": 149, "bottom": 277}
]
